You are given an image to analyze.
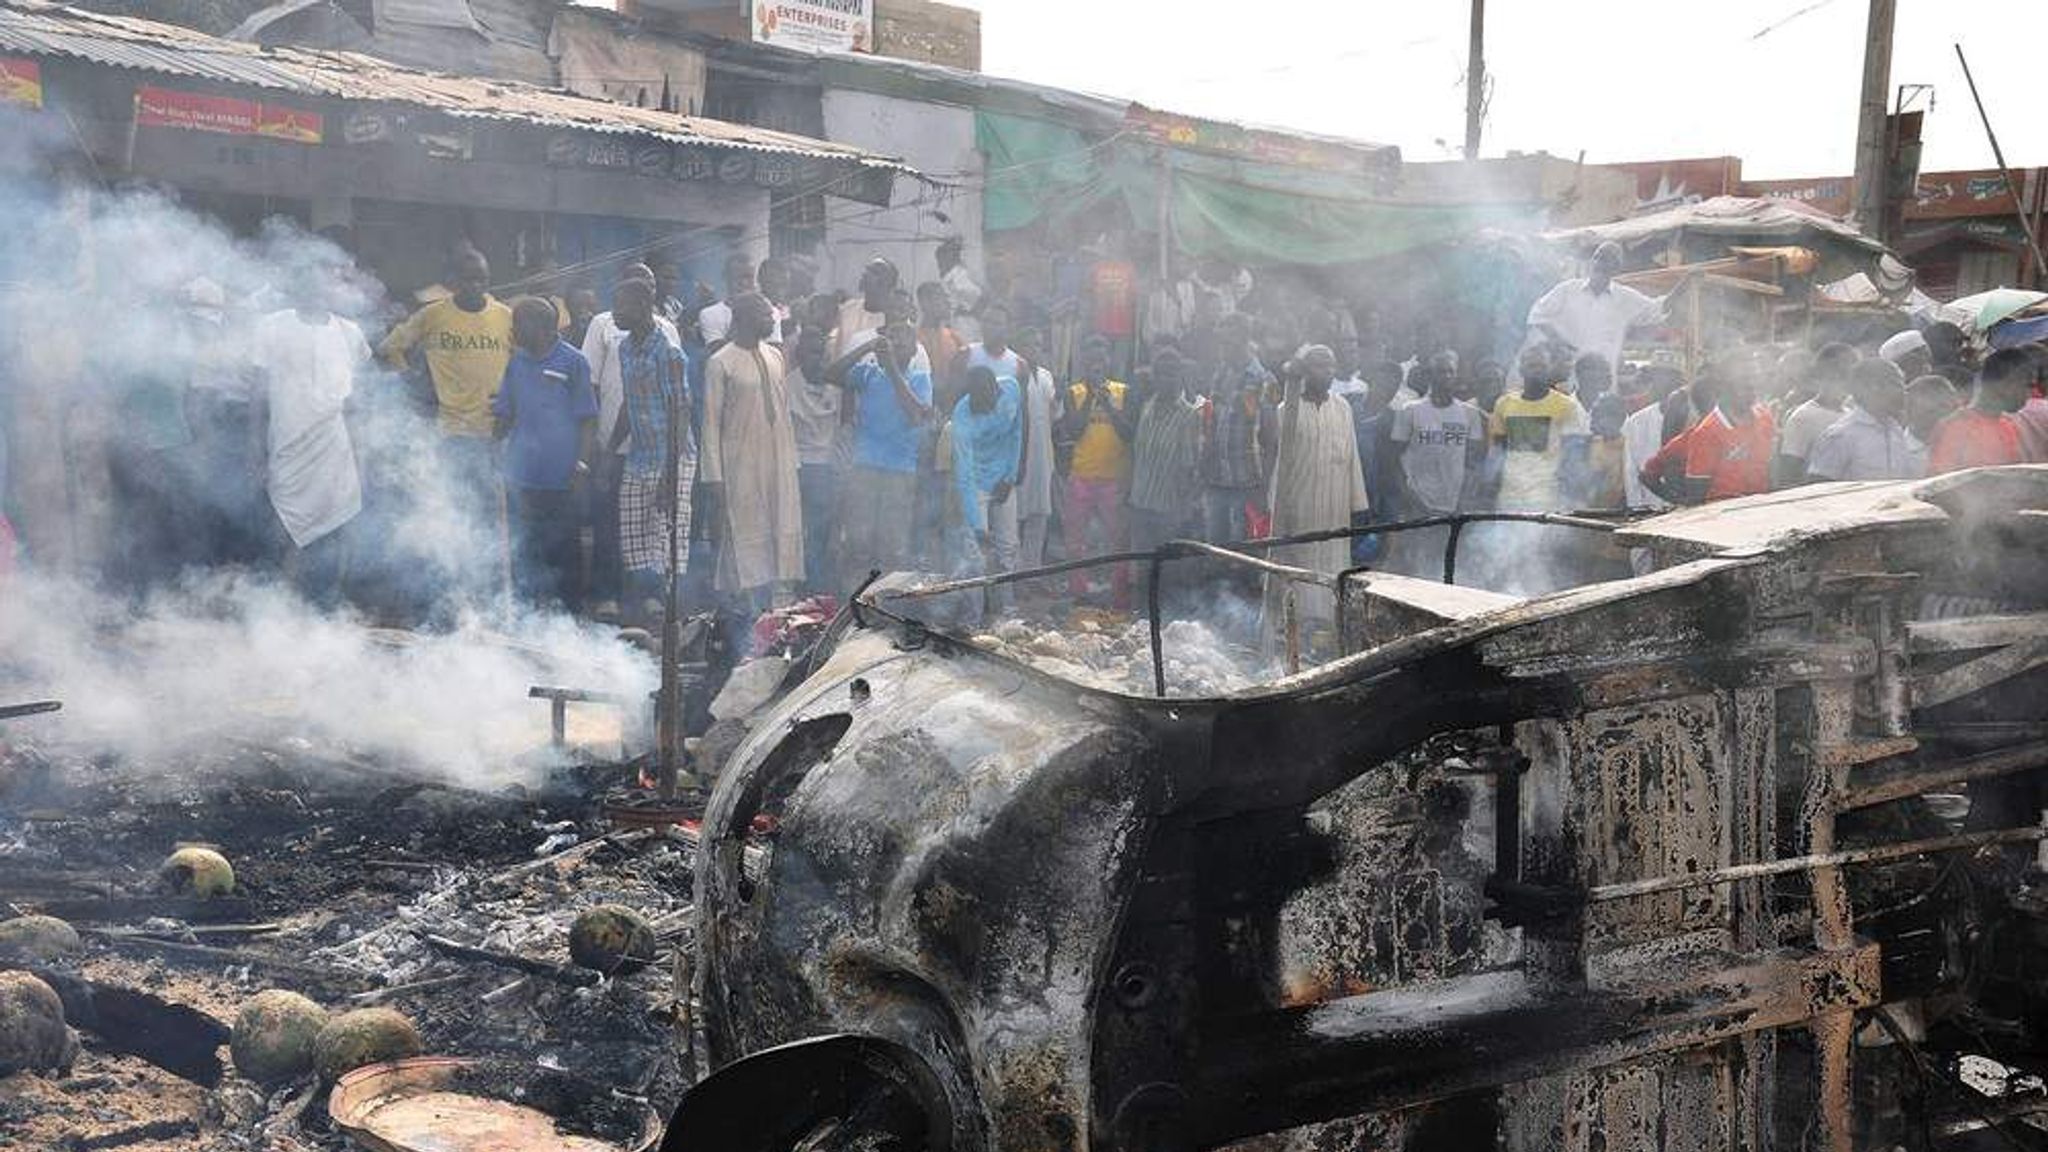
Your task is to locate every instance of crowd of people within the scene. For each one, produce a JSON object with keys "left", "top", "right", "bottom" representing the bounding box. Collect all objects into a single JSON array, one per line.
[{"left": 7, "top": 227, "right": 2047, "bottom": 648}]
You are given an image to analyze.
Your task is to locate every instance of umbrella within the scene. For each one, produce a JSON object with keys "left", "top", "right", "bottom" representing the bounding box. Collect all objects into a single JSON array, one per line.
[{"left": 1938, "top": 287, "right": 2048, "bottom": 333}]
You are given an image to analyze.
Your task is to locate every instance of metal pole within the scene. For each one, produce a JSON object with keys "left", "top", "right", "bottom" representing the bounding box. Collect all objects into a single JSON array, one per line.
[
  {"left": 1147, "top": 555, "right": 1167, "bottom": 698},
  {"left": 1851, "top": 0, "right": 1897, "bottom": 233},
  {"left": 1463, "top": 0, "right": 1485, "bottom": 161},
  {"left": 1587, "top": 823, "right": 2046, "bottom": 903},
  {"left": 657, "top": 386, "right": 684, "bottom": 800},
  {"left": 1955, "top": 44, "right": 2048, "bottom": 283}
]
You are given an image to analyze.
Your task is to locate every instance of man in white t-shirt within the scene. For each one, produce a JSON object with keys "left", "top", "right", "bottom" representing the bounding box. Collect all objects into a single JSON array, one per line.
[
  {"left": 251, "top": 278, "right": 370, "bottom": 609},
  {"left": 1775, "top": 342, "right": 1857, "bottom": 485},
  {"left": 1525, "top": 242, "right": 1675, "bottom": 382},
  {"left": 579, "top": 262, "right": 681, "bottom": 621},
  {"left": 695, "top": 252, "right": 756, "bottom": 349},
  {"left": 1390, "top": 359, "right": 1487, "bottom": 577}
]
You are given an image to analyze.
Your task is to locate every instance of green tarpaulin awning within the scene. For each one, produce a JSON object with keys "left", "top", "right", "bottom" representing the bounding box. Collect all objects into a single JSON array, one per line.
[{"left": 975, "top": 110, "right": 1539, "bottom": 267}]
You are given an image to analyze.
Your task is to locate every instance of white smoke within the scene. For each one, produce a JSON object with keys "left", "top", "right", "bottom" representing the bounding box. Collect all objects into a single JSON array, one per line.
[
  {"left": 0, "top": 148, "right": 654, "bottom": 786},
  {"left": 0, "top": 571, "right": 654, "bottom": 785}
]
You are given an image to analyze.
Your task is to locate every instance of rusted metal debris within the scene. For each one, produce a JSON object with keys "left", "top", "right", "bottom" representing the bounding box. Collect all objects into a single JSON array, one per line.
[{"left": 678, "top": 466, "right": 2048, "bottom": 1150}]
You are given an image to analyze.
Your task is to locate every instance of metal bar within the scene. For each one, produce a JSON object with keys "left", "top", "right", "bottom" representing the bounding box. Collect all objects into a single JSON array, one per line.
[
  {"left": 526, "top": 686, "right": 629, "bottom": 704},
  {"left": 0, "top": 701, "right": 61, "bottom": 722},
  {"left": 1332, "top": 565, "right": 1375, "bottom": 650},
  {"left": 864, "top": 513, "right": 1619, "bottom": 604},
  {"left": 1283, "top": 589, "right": 1301, "bottom": 676},
  {"left": 1443, "top": 520, "right": 1467, "bottom": 585},
  {"left": 1148, "top": 554, "right": 1166, "bottom": 698},
  {"left": 1163, "top": 539, "right": 1330, "bottom": 585},
  {"left": 1956, "top": 43, "right": 2048, "bottom": 283},
  {"left": 1838, "top": 739, "right": 2048, "bottom": 811},
  {"left": 1587, "top": 825, "right": 2046, "bottom": 903},
  {"left": 1908, "top": 612, "right": 2048, "bottom": 653},
  {"left": 1913, "top": 639, "right": 2048, "bottom": 709}
]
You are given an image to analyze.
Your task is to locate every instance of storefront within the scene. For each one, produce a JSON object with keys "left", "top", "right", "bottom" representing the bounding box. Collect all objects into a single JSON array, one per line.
[{"left": 0, "top": 2, "right": 906, "bottom": 304}]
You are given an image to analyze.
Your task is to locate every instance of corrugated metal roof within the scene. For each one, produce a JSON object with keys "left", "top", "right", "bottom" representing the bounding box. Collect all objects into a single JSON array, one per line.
[{"left": 0, "top": 0, "right": 907, "bottom": 168}]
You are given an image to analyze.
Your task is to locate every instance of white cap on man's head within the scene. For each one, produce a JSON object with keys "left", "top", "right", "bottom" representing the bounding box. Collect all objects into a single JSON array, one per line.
[{"left": 1878, "top": 330, "right": 1928, "bottom": 364}]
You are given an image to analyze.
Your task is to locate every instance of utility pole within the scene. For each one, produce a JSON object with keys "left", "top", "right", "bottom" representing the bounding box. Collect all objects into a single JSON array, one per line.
[
  {"left": 1463, "top": 0, "right": 1485, "bottom": 160},
  {"left": 1850, "top": 0, "right": 1897, "bottom": 234}
]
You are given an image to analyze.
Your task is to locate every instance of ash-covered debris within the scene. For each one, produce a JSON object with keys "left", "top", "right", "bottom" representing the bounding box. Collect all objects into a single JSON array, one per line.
[
  {"left": 0, "top": 725, "right": 703, "bottom": 1152},
  {"left": 966, "top": 616, "right": 1275, "bottom": 696}
]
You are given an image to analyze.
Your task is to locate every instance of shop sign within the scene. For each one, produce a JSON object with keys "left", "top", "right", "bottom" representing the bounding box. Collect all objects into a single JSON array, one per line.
[
  {"left": 751, "top": 0, "right": 872, "bottom": 54},
  {"left": 135, "top": 85, "right": 322, "bottom": 143},
  {"left": 543, "top": 131, "right": 893, "bottom": 205},
  {"left": 548, "top": 132, "right": 827, "bottom": 191},
  {"left": 1909, "top": 168, "right": 2019, "bottom": 219},
  {"left": 0, "top": 58, "right": 42, "bottom": 109},
  {"left": 343, "top": 110, "right": 393, "bottom": 144}
]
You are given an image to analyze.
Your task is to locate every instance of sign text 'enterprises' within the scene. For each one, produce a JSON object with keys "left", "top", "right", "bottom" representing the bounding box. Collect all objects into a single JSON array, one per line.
[{"left": 751, "top": 0, "right": 871, "bottom": 54}]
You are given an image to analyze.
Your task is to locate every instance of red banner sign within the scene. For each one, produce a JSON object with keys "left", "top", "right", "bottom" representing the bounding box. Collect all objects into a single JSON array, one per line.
[
  {"left": 135, "top": 84, "right": 323, "bottom": 143},
  {"left": 255, "top": 103, "right": 323, "bottom": 143},
  {"left": 0, "top": 58, "right": 42, "bottom": 109}
]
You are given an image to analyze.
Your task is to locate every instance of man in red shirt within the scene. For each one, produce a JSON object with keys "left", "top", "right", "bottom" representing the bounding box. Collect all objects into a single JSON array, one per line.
[
  {"left": 1641, "top": 357, "right": 1777, "bottom": 505},
  {"left": 1927, "top": 347, "right": 2028, "bottom": 474}
]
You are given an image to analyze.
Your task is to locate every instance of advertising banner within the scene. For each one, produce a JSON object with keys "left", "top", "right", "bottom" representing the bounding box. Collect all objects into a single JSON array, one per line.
[
  {"left": 0, "top": 58, "right": 41, "bottom": 109},
  {"left": 136, "top": 84, "right": 323, "bottom": 143},
  {"left": 136, "top": 86, "right": 258, "bottom": 135},
  {"left": 752, "top": 0, "right": 871, "bottom": 54}
]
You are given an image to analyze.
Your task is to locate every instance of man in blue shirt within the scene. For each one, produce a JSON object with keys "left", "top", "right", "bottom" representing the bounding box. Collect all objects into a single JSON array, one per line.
[
  {"left": 950, "top": 364, "right": 1024, "bottom": 617},
  {"left": 826, "top": 321, "right": 931, "bottom": 587},
  {"left": 494, "top": 296, "right": 597, "bottom": 611}
]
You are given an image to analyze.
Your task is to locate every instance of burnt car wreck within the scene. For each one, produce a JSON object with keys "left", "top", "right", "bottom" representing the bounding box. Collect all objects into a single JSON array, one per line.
[{"left": 675, "top": 466, "right": 2048, "bottom": 1152}]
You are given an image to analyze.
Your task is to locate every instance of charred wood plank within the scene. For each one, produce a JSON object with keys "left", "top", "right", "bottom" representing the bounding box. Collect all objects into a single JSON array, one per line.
[
  {"left": 9, "top": 964, "right": 228, "bottom": 1086},
  {"left": 64, "top": 1118, "right": 199, "bottom": 1150},
  {"left": 418, "top": 932, "right": 600, "bottom": 987},
  {"left": 34, "top": 895, "right": 258, "bottom": 924},
  {"left": 92, "top": 934, "right": 367, "bottom": 994}
]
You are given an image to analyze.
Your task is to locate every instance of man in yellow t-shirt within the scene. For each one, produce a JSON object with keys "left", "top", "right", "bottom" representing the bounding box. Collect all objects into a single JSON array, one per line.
[
  {"left": 1488, "top": 345, "right": 1590, "bottom": 512},
  {"left": 379, "top": 248, "right": 515, "bottom": 608},
  {"left": 1056, "top": 335, "right": 1134, "bottom": 606},
  {"left": 380, "top": 249, "right": 514, "bottom": 441}
]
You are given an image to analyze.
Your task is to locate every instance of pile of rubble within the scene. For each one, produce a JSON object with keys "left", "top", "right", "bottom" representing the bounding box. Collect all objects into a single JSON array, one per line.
[
  {"left": 967, "top": 616, "right": 1272, "bottom": 697},
  {"left": 0, "top": 729, "right": 703, "bottom": 1152}
]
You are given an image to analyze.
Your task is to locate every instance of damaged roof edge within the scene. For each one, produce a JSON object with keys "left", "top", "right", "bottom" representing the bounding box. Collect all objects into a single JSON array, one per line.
[{"left": 0, "top": 0, "right": 912, "bottom": 170}]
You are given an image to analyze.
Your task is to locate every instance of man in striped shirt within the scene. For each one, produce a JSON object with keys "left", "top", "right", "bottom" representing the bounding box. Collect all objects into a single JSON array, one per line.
[{"left": 1127, "top": 349, "right": 1208, "bottom": 554}]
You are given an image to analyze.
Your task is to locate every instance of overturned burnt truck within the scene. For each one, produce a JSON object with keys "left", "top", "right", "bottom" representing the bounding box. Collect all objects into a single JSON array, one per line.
[{"left": 674, "top": 466, "right": 2048, "bottom": 1152}]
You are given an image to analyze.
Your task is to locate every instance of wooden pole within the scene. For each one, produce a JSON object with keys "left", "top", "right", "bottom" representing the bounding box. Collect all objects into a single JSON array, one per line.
[
  {"left": 1954, "top": 44, "right": 2048, "bottom": 285},
  {"left": 1463, "top": 0, "right": 1486, "bottom": 161}
]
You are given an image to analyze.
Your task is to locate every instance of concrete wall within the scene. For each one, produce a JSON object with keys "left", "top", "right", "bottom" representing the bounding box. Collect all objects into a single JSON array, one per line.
[
  {"left": 818, "top": 86, "right": 978, "bottom": 297},
  {"left": 873, "top": 0, "right": 979, "bottom": 71}
]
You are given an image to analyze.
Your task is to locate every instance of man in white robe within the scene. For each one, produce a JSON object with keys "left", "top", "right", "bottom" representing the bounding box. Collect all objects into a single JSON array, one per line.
[
  {"left": 1265, "top": 346, "right": 1369, "bottom": 656},
  {"left": 700, "top": 294, "right": 803, "bottom": 611}
]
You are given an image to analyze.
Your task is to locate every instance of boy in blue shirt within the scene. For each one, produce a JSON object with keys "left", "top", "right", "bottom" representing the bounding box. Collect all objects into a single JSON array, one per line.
[
  {"left": 493, "top": 296, "right": 597, "bottom": 610},
  {"left": 950, "top": 364, "right": 1025, "bottom": 616},
  {"left": 826, "top": 322, "right": 931, "bottom": 587}
]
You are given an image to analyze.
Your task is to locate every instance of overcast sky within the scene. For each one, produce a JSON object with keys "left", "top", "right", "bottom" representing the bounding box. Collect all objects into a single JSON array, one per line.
[{"left": 962, "top": 0, "right": 2045, "bottom": 180}]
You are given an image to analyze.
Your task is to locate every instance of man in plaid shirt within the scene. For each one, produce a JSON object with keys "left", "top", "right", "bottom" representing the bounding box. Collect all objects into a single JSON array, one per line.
[{"left": 610, "top": 279, "right": 693, "bottom": 622}]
